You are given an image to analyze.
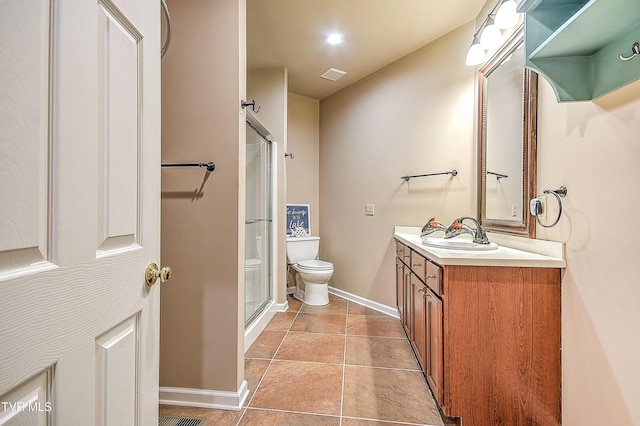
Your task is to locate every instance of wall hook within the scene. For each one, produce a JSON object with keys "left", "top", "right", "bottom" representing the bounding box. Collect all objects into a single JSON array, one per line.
[
  {"left": 285, "top": 152, "right": 295, "bottom": 159},
  {"left": 619, "top": 42, "right": 639, "bottom": 61},
  {"left": 241, "top": 99, "right": 261, "bottom": 113}
]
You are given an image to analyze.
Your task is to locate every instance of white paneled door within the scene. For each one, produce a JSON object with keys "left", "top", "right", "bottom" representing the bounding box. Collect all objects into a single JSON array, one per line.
[{"left": 0, "top": 0, "right": 161, "bottom": 424}]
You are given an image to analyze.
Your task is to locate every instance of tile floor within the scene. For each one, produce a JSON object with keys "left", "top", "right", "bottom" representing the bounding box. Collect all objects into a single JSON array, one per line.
[{"left": 160, "top": 295, "right": 448, "bottom": 426}]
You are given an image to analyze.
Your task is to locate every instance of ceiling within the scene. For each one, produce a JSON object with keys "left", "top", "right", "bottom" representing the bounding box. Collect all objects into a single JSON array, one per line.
[{"left": 247, "top": 0, "right": 487, "bottom": 100}]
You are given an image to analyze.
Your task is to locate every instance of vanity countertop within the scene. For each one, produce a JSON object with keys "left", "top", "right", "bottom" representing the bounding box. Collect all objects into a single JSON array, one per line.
[{"left": 394, "top": 226, "right": 566, "bottom": 268}]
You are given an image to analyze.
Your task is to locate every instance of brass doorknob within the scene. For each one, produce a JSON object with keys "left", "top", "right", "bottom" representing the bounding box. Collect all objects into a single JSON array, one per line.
[{"left": 145, "top": 263, "right": 172, "bottom": 286}]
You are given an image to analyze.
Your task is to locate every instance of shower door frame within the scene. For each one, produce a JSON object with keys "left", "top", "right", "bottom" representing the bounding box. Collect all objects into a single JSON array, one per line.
[{"left": 244, "top": 113, "right": 277, "bottom": 329}]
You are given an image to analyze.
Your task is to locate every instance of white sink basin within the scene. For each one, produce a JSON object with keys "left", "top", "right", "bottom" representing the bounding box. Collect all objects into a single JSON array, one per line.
[{"left": 421, "top": 236, "right": 498, "bottom": 251}]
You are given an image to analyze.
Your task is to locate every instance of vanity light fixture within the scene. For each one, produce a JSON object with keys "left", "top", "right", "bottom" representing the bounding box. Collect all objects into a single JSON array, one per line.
[
  {"left": 495, "top": 0, "right": 519, "bottom": 29},
  {"left": 324, "top": 33, "right": 344, "bottom": 45},
  {"left": 480, "top": 16, "right": 502, "bottom": 49},
  {"left": 466, "top": 35, "right": 486, "bottom": 66},
  {"left": 465, "top": 0, "right": 520, "bottom": 66}
]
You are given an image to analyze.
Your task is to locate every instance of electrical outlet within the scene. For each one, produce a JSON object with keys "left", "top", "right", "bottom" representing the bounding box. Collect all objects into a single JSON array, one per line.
[
  {"left": 365, "top": 204, "right": 375, "bottom": 216},
  {"left": 511, "top": 204, "right": 518, "bottom": 217}
]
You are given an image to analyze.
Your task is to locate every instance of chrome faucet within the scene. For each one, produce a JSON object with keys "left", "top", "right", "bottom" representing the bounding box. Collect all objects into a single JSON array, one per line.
[
  {"left": 445, "top": 216, "right": 490, "bottom": 244},
  {"left": 420, "top": 217, "right": 447, "bottom": 237}
]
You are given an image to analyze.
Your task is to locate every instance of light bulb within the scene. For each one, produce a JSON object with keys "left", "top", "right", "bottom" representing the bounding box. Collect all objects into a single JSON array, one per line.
[
  {"left": 324, "top": 33, "right": 344, "bottom": 45},
  {"left": 466, "top": 37, "right": 486, "bottom": 66},
  {"left": 495, "top": 0, "right": 519, "bottom": 29},
  {"left": 480, "top": 18, "right": 502, "bottom": 50}
]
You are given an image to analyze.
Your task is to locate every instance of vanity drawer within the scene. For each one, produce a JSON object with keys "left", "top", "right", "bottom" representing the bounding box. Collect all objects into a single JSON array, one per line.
[
  {"left": 396, "top": 241, "right": 410, "bottom": 263},
  {"left": 425, "top": 260, "right": 442, "bottom": 296},
  {"left": 410, "top": 251, "right": 427, "bottom": 281}
]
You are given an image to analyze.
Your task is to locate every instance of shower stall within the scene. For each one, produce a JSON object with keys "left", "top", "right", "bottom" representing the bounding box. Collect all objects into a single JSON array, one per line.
[{"left": 244, "top": 117, "right": 274, "bottom": 325}]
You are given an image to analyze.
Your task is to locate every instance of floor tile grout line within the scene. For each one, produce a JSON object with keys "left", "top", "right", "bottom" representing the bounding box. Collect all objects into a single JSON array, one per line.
[
  {"left": 338, "top": 301, "right": 350, "bottom": 425},
  {"left": 345, "top": 334, "right": 407, "bottom": 339},
  {"left": 240, "top": 407, "right": 440, "bottom": 426},
  {"left": 346, "top": 363, "right": 421, "bottom": 372},
  {"left": 238, "top": 301, "right": 303, "bottom": 425},
  {"left": 242, "top": 406, "right": 342, "bottom": 420},
  {"left": 261, "top": 358, "right": 347, "bottom": 367},
  {"left": 341, "top": 414, "right": 442, "bottom": 426}
]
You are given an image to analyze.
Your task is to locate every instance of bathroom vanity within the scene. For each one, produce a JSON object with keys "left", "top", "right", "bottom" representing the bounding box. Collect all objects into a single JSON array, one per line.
[{"left": 394, "top": 227, "right": 565, "bottom": 425}]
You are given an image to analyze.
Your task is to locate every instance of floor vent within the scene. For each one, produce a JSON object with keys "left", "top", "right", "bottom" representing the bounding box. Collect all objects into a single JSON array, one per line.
[{"left": 159, "top": 415, "right": 204, "bottom": 426}]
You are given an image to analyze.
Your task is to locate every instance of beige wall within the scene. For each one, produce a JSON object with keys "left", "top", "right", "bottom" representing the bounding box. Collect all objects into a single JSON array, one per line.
[
  {"left": 319, "top": 23, "right": 476, "bottom": 303},
  {"left": 536, "top": 77, "right": 640, "bottom": 425},
  {"left": 160, "top": 0, "right": 245, "bottom": 393},
  {"left": 318, "top": 11, "right": 640, "bottom": 425},
  {"left": 247, "top": 67, "right": 288, "bottom": 303},
  {"left": 287, "top": 93, "right": 320, "bottom": 235}
]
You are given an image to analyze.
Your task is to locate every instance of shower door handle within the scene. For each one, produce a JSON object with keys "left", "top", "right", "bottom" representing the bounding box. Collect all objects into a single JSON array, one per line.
[{"left": 245, "top": 218, "right": 272, "bottom": 224}]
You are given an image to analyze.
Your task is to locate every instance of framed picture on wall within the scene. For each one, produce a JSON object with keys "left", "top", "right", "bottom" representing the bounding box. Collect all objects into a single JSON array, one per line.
[{"left": 286, "top": 204, "right": 310, "bottom": 237}]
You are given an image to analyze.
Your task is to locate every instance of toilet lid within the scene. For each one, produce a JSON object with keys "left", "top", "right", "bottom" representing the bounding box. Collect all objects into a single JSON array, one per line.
[{"left": 296, "top": 260, "right": 333, "bottom": 271}]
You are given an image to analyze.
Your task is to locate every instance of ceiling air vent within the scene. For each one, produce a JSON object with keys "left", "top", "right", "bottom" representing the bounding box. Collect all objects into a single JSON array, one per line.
[{"left": 320, "top": 68, "right": 347, "bottom": 81}]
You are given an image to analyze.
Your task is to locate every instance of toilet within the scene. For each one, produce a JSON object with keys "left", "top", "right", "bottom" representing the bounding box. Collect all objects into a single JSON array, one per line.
[
  {"left": 286, "top": 236, "right": 333, "bottom": 306},
  {"left": 245, "top": 236, "right": 263, "bottom": 313},
  {"left": 244, "top": 258, "right": 262, "bottom": 312}
]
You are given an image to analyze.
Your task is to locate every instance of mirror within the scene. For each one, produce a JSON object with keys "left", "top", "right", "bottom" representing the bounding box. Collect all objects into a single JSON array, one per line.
[{"left": 477, "top": 26, "right": 537, "bottom": 238}]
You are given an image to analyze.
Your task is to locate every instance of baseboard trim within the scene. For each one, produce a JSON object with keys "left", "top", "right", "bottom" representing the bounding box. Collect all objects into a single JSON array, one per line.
[
  {"left": 244, "top": 298, "right": 288, "bottom": 353},
  {"left": 244, "top": 301, "right": 276, "bottom": 353},
  {"left": 328, "top": 286, "right": 399, "bottom": 319},
  {"left": 275, "top": 299, "right": 288, "bottom": 313},
  {"left": 159, "top": 380, "right": 249, "bottom": 411}
]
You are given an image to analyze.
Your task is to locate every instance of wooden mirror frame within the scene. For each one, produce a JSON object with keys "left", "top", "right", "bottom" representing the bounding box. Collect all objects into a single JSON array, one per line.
[{"left": 477, "top": 26, "right": 538, "bottom": 238}]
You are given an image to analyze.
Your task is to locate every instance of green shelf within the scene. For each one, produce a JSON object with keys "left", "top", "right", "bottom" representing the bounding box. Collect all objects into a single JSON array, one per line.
[{"left": 519, "top": 0, "right": 640, "bottom": 101}]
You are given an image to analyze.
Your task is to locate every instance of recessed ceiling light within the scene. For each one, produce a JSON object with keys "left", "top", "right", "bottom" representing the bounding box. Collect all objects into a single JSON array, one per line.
[{"left": 324, "top": 33, "right": 344, "bottom": 45}]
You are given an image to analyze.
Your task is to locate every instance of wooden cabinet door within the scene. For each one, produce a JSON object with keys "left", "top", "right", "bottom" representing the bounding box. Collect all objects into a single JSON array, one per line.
[
  {"left": 396, "top": 257, "right": 404, "bottom": 319},
  {"left": 403, "top": 268, "right": 413, "bottom": 338},
  {"left": 426, "top": 289, "right": 443, "bottom": 406},
  {"left": 411, "top": 274, "right": 427, "bottom": 370}
]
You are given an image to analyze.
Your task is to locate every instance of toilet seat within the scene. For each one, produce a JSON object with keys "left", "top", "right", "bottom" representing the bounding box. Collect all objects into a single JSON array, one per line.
[
  {"left": 245, "top": 258, "right": 262, "bottom": 269},
  {"left": 295, "top": 260, "right": 333, "bottom": 271}
]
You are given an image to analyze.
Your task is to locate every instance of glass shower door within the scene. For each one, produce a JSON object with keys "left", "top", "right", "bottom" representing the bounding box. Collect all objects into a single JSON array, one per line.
[{"left": 245, "top": 121, "right": 272, "bottom": 324}]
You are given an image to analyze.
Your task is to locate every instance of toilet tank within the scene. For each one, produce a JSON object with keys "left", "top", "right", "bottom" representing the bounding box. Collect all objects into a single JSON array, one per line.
[{"left": 286, "top": 236, "right": 319, "bottom": 263}]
